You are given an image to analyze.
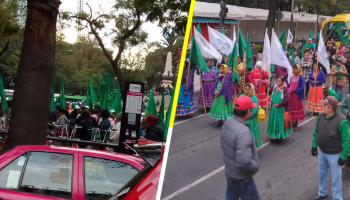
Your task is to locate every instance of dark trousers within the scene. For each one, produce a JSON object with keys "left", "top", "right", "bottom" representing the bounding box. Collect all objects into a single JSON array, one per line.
[
  {"left": 305, "top": 81, "right": 310, "bottom": 97},
  {"left": 226, "top": 176, "right": 261, "bottom": 200}
]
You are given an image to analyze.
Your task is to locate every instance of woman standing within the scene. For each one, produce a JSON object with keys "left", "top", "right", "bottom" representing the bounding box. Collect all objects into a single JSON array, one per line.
[
  {"left": 249, "top": 61, "right": 269, "bottom": 109},
  {"left": 289, "top": 64, "right": 305, "bottom": 131},
  {"left": 208, "top": 64, "right": 233, "bottom": 126},
  {"left": 306, "top": 62, "right": 326, "bottom": 114},
  {"left": 196, "top": 60, "right": 216, "bottom": 108},
  {"left": 267, "top": 76, "right": 293, "bottom": 144},
  {"left": 52, "top": 108, "right": 70, "bottom": 137},
  {"left": 240, "top": 83, "right": 262, "bottom": 148},
  {"left": 330, "top": 57, "right": 347, "bottom": 103},
  {"left": 176, "top": 61, "right": 197, "bottom": 117}
]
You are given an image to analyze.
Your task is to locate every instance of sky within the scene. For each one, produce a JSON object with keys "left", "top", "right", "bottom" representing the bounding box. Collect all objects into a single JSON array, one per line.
[{"left": 59, "top": 0, "right": 164, "bottom": 55}]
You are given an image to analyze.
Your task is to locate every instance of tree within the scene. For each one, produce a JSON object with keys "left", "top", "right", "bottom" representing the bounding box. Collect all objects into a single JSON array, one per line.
[
  {"left": 63, "top": 0, "right": 190, "bottom": 93},
  {"left": 6, "top": 0, "right": 61, "bottom": 150},
  {"left": 0, "top": 0, "right": 22, "bottom": 59},
  {"left": 266, "top": 0, "right": 279, "bottom": 40}
]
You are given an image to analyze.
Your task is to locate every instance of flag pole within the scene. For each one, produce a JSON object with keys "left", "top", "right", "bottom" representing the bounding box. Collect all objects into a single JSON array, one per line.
[
  {"left": 324, "top": 30, "right": 334, "bottom": 42},
  {"left": 264, "top": 63, "right": 271, "bottom": 143},
  {"left": 186, "top": 61, "right": 191, "bottom": 86},
  {"left": 199, "top": 67, "right": 207, "bottom": 114},
  {"left": 311, "top": 60, "right": 319, "bottom": 117},
  {"left": 243, "top": 50, "right": 247, "bottom": 93}
]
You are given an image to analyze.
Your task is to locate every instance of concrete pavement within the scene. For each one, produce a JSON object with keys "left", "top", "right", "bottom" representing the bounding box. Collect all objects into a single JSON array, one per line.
[{"left": 161, "top": 83, "right": 350, "bottom": 200}]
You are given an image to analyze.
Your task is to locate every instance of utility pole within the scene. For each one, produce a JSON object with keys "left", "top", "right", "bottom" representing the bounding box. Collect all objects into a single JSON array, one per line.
[{"left": 290, "top": 0, "right": 295, "bottom": 40}]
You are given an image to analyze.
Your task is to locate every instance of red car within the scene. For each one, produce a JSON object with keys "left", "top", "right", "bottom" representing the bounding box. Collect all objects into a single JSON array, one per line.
[{"left": 0, "top": 145, "right": 146, "bottom": 200}]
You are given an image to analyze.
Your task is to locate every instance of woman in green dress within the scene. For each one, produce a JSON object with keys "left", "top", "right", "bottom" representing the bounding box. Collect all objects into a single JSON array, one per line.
[
  {"left": 208, "top": 64, "right": 234, "bottom": 126},
  {"left": 267, "top": 76, "right": 293, "bottom": 144},
  {"left": 240, "top": 83, "right": 263, "bottom": 148}
]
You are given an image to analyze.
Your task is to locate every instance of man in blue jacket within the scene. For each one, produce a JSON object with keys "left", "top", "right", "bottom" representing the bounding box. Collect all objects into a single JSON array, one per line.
[{"left": 221, "top": 96, "right": 261, "bottom": 200}]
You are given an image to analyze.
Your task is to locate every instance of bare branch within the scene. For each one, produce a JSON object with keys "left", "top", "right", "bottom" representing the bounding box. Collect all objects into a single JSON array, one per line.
[{"left": 0, "top": 41, "right": 10, "bottom": 59}]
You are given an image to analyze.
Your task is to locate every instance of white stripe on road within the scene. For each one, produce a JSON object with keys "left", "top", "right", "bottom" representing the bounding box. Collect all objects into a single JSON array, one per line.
[
  {"left": 174, "top": 114, "right": 207, "bottom": 126},
  {"left": 162, "top": 166, "right": 225, "bottom": 200},
  {"left": 162, "top": 116, "right": 316, "bottom": 200}
]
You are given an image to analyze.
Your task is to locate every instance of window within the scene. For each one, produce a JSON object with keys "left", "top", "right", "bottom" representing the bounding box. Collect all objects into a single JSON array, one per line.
[
  {"left": 0, "top": 153, "right": 27, "bottom": 190},
  {"left": 84, "top": 157, "right": 138, "bottom": 200},
  {"left": 19, "top": 152, "right": 73, "bottom": 199}
]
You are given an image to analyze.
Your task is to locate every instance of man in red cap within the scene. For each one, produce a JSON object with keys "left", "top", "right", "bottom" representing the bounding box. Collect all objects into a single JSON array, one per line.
[{"left": 221, "top": 96, "right": 261, "bottom": 200}]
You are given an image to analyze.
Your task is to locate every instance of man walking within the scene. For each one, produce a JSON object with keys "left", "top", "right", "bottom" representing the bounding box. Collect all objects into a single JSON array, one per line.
[
  {"left": 311, "top": 96, "right": 350, "bottom": 200},
  {"left": 221, "top": 96, "right": 261, "bottom": 200}
]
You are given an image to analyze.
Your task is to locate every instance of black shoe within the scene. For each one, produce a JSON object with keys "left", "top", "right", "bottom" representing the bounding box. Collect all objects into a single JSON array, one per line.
[{"left": 311, "top": 194, "right": 327, "bottom": 200}]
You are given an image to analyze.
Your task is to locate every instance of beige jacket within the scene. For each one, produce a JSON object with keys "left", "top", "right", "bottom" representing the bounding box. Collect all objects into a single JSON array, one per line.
[{"left": 330, "top": 64, "right": 348, "bottom": 84}]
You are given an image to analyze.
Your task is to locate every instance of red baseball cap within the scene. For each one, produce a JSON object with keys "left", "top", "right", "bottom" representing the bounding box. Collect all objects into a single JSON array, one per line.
[{"left": 234, "top": 96, "right": 257, "bottom": 110}]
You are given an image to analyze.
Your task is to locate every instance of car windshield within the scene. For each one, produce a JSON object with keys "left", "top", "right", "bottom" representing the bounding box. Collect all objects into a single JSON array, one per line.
[
  {"left": 108, "top": 143, "right": 163, "bottom": 200},
  {"left": 327, "top": 21, "right": 349, "bottom": 40}
]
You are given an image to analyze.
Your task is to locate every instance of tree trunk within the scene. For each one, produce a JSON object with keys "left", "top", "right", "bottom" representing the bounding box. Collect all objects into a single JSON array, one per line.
[
  {"left": 0, "top": 41, "right": 9, "bottom": 59},
  {"left": 265, "top": 0, "right": 279, "bottom": 40},
  {"left": 6, "top": 0, "right": 60, "bottom": 150}
]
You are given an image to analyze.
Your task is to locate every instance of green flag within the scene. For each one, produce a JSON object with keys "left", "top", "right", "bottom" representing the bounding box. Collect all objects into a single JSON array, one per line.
[
  {"left": 279, "top": 29, "right": 286, "bottom": 50},
  {"left": 222, "top": 26, "right": 225, "bottom": 35},
  {"left": 85, "top": 88, "right": 91, "bottom": 109},
  {"left": 227, "top": 41, "right": 239, "bottom": 84},
  {"left": 246, "top": 33, "right": 253, "bottom": 71},
  {"left": 89, "top": 75, "right": 98, "bottom": 104},
  {"left": 50, "top": 76, "right": 56, "bottom": 111},
  {"left": 145, "top": 85, "right": 157, "bottom": 117},
  {"left": 112, "top": 83, "right": 122, "bottom": 114},
  {"left": 0, "top": 76, "right": 8, "bottom": 111},
  {"left": 158, "top": 87, "right": 165, "bottom": 128},
  {"left": 189, "top": 38, "right": 210, "bottom": 73},
  {"left": 196, "top": 24, "right": 202, "bottom": 35},
  {"left": 59, "top": 77, "right": 65, "bottom": 109},
  {"left": 238, "top": 28, "right": 246, "bottom": 57},
  {"left": 316, "top": 31, "right": 320, "bottom": 39},
  {"left": 308, "top": 29, "right": 312, "bottom": 39},
  {"left": 291, "top": 53, "right": 295, "bottom": 66},
  {"left": 164, "top": 85, "right": 175, "bottom": 141}
]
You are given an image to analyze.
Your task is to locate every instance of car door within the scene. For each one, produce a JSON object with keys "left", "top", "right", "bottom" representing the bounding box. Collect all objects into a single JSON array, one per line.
[
  {"left": 78, "top": 153, "right": 140, "bottom": 200},
  {"left": 0, "top": 151, "right": 79, "bottom": 200}
]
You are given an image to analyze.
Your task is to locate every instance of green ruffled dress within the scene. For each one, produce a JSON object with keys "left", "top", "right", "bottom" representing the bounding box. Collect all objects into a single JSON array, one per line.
[
  {"left": 267, "top": 89, "right": 293, "bottom": 139},
  {"left": 208, "top": 81, "right": 234, "bottom": 120},
  {"left": 239, "top": 94, "right": 263, "bottom": 148}
]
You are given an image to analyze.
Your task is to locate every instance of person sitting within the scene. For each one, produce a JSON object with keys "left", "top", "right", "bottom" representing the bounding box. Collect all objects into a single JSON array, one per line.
[{"left": 144, "top": 115, "right": 164, "bottom": 142}]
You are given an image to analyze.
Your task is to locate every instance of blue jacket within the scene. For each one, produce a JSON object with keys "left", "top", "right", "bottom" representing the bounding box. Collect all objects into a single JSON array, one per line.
[
  {"left": 293, "top": 75, "right": 305, "bottom": 100},
  {"left": 309, "top": 70, "right": 326, "bottom": 87}
]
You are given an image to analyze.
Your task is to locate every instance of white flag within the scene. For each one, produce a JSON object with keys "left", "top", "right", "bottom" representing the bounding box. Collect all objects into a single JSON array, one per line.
[
  {"left": 287, "top": 29, "right": 293, "bottom": 44},
  {"left": 270, "top": 30, "right": 293, "bottom": 81},
  {"left": 233, "top": 26, "right": 238, "bottom": 55},
  {"left": 194, "top": 29, "right": 223, "bottom": 62},
  {"left": 317, "top": 29, "right": 330, "bottom": 74},
  {"left": 208, "top": 26, "right": 234, "bottom": 56},
  {"left": 261, "top": 29, "right": 271, "bottom": 72}
]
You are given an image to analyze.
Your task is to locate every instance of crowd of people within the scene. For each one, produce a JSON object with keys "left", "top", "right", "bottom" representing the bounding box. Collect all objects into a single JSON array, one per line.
[
  {"left": 48, "top": 101, "right": 164, "bottom": 150},
  {"left": 177, "top": 37, "right": 350, "bottom": 149}
]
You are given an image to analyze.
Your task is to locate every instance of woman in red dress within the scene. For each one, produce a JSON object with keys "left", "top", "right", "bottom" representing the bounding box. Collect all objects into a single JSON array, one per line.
[{"left": 249, "top": 61, "right": 269, "bottom": 108}]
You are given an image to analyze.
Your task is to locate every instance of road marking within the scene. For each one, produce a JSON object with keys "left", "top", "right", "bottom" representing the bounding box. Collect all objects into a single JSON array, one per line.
[
  {"left": 174, "top": 114, "right": 207, "bottom": 126},
  {"left": 162, "top": 166, "right": 225, "bottom": 200},
  {"left": 162, "top": 116, "right": 317, "bottom": 200}
]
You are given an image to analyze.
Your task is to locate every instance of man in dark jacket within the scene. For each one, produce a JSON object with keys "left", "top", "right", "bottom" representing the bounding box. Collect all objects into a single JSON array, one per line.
[
  {"left": 311, "top": 96, "right": 350, "bottom": 200},
  {"left": 145, "top": 115, "right": 164, "bottom": 142},
  {"left": 221, "top": 96, "right": 261, "bottom": 200}
]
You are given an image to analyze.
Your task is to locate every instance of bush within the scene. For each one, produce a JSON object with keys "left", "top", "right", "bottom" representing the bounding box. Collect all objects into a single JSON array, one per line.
[{"left": 255, "top": 45, "right": 262, "bottom": 53}]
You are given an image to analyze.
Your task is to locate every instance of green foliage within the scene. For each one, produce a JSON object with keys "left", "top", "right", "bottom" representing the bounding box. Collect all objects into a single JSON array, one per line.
[{"left": 255, "top": 45, "right": 262, "bottom": 53}]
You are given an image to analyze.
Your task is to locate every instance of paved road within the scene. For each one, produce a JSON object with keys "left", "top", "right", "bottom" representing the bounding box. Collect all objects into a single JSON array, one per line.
[{"left": 161, "top": 83, "right": 350, "bottom": 200}]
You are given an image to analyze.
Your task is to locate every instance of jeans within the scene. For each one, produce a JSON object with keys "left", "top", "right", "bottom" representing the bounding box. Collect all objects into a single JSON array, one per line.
[
  {"left": 226, "top": 176, "right": 261, "bottom": 200},
  {"left": 333, "top": 84, "right": 343, "bottom": 102},
  {"left": 318, "top": 149, "right": 342, "bottom": 200}
]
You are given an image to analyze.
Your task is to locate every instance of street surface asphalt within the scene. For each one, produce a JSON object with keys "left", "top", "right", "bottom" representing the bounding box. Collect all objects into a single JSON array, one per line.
[{"left": 161, "top": 74, "right": 350, "bottom": 200}]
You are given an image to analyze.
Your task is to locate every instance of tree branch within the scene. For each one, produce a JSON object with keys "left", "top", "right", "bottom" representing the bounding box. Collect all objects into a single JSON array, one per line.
[{"left": 0, "top": 41, "right": 10, "bottom": 59}]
